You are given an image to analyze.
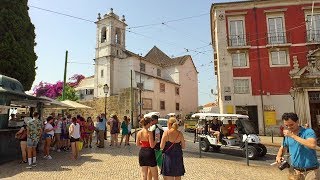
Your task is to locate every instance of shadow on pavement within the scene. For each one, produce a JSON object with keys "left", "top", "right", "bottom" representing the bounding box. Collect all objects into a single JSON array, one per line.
[{"left": 0, "top": 152, "right": 102, "bottom": 179}]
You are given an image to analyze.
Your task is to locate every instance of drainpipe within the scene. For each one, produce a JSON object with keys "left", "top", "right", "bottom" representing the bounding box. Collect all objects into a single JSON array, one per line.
[{"left": 253, "top": 7, "right": 266, "bottom": 135}]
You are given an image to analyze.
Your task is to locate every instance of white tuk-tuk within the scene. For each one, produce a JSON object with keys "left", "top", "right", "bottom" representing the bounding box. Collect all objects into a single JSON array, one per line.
[{"left": 194, "top": 113, "right": 267, "bottom": 160}]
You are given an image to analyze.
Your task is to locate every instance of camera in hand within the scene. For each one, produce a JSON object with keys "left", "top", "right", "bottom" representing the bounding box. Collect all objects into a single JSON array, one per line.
[{"left": 278, "top": 160, "right": 290, "bottom": 171}]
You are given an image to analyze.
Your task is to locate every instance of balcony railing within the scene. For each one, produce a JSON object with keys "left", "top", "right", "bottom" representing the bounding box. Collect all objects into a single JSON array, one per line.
[
  {"left": 267, "top": 32, "right": 290, "bottom": 44},
  {"left": 227, "top": 34, "right": 249, "bottom": 47},
  {"left": 306, "top": 30, "right": 320, "bottom": 43}
]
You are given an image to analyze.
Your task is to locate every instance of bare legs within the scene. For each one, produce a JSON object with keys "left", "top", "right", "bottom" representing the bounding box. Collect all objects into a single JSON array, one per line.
[
  {"left": 71, "top": 141, "right": 79, "bottom": 159},
  {"left": 44, "top": 138, "right": 52, "bottom": 156},
  {"left": 110, "top": 133, "right": 119, "bottom": 146},
  {"left": 20, "top": 141, "right": 27, "bottom": 162}
]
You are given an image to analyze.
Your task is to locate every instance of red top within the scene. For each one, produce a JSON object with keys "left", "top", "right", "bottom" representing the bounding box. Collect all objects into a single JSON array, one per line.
[
  {"left": 140, "top": 141, "right": 151, "bottom": 148},
  {"left": 227, "top": 124, "right": 236, "bottom": 135}
]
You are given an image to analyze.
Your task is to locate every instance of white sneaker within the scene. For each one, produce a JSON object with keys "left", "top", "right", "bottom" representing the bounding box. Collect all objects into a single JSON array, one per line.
[
  {"left": 47, "top": 155, "right": 52, "bottom": 160},
  {"left": 57, "top": 149, "right": 61, "bottom": 152}
]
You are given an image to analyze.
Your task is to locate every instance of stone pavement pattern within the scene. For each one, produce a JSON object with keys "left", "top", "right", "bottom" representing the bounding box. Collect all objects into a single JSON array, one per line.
[{"left": 0, "top": 140, "right": 289, "bottom": 180}]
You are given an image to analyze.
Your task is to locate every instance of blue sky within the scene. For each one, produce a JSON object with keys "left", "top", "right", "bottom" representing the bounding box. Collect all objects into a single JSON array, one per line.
[{"left": 27, "top": 0, "right": 228, "bottom": 105}]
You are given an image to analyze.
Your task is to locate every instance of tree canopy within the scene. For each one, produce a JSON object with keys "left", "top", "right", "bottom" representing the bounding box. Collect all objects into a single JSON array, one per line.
[{"left": 0, "top": 0, "right": 37, "bottom": 90}]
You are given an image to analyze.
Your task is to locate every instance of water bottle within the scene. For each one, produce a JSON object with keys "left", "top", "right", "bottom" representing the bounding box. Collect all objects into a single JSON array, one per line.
[{"left": 155, "top": 128, "right": 160, "bottom": 143}]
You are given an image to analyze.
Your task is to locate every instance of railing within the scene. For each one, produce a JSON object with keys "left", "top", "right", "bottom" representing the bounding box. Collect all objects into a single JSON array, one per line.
[
  {"left": 267, "top": 32, "right": 289, "bottom": 44},
  {"left": 228, "top": 34, "right": 249, "bottom": 47},
  {"left": 306, "top": 30, "right": 320, "bottom": 43}
]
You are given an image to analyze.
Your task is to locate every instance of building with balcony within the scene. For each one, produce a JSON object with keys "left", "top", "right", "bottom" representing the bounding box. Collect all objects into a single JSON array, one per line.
[
  {"left": 211, "top": 0, "right": 320, "bottom": 135},
  {"left": 90, "top": 9, "right": 198, "bottom": 118}
]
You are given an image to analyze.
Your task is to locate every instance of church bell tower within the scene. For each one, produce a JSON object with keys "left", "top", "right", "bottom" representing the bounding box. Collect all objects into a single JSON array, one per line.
[{"left": 94, "top": 8, "right": 127, "bottom": 97}]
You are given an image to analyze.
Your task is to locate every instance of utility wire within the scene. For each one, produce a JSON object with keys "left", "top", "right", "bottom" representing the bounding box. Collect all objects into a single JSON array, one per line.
[
  {"left": 29, "top": 5, "right": 213, "bottom": 57},
  {"left": 127, "top": 13, "right": 209, "bottom": 29}
]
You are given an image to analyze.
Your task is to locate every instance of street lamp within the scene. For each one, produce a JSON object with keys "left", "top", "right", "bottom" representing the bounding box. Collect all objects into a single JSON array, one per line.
[
  {"left": 289, "top": 87, "right": 296, "bottom": 113},
  {"left": 103, "top": 84, "right": 109, "bottom": 115}
]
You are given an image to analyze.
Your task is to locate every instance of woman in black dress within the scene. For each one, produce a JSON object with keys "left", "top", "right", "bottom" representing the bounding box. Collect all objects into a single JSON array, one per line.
[
  {"left": 136, "top": 117, "right": 158, "bottom": 180},
  {"left": 160, "top": 117, "right": 186, "bottom": 180}
]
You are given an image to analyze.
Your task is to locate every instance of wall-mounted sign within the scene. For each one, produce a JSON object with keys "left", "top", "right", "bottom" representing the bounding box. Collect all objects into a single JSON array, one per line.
[
  {"left": 264, "top": 111, "right": 276, "bottom": 126},
  {"left": 225, "top": 105, "right": 234, "bottom": 114},
  {"left": 142, "top": 98, "right": 152, "bottom": 110},
  {"left": 224, "top": 96, "right": 231, "bottom": 101},
  {"left": 264, "top": 105, "right": 275, "bottom": 111}
]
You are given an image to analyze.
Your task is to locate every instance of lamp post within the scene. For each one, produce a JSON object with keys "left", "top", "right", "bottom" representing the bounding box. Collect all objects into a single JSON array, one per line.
[
  {"left": 103, "top": 84, "right": 109, "bottom": 115},
  {"left": 289, "top": 87, "right": 296, "bottom": 113}
]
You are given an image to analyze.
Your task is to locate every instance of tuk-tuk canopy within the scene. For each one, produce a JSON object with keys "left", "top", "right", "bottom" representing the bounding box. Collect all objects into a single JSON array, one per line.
[{"left": 191, "top": 113, "right": 249, "bottom": 121}]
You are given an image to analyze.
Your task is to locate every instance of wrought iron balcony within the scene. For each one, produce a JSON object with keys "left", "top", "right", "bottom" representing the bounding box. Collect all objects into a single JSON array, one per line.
[
  {"left": 306, "top": 30, "right": 320, "bottom": 43},
  {"left": 227, "top": 34, "right": 249, "bottom": 47},
  {"left": 267, "top": 32, "right": 290, "bottom": 44}
]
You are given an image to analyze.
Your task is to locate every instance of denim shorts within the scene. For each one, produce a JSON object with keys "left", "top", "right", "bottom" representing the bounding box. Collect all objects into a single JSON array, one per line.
[
  {"left": 27, "top": 138, "right": 39, "bottom": 147},
  {"left": 44, "top": 134, "right": 53, "bottom": 139}
]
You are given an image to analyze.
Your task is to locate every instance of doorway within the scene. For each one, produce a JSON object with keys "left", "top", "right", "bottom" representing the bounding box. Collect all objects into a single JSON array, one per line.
[
  {"left": 308, "top": 91, "right": 320, "bottom": 138},
  {"left": 236, "top": 106, "right": 259, "bottom": 133}
]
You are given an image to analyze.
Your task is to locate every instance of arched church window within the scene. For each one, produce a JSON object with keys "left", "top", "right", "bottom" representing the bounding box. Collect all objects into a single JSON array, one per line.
[
  {"left": 115, "top": 28, "right": 121, "bottom": 44},
  {"left": 101, "top": 27, "right": 107, "bottom": 43}
]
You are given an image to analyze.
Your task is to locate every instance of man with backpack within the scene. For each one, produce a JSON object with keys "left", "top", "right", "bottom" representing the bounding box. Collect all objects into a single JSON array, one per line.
[{"left": 148, "top": 115, "right": 164, "bottom": 178}]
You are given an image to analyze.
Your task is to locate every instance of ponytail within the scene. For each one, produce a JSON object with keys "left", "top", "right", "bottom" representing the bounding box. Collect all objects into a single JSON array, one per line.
[
  {"left": 172, "top": 122, "right": 179, "bottom": 130},
  {"left": 168, "top": 117, "right": 178, "bottom": 130}
]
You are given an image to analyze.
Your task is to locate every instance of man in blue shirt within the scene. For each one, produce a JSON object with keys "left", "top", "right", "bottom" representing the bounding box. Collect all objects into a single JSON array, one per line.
[{"left": 276, "top": 113, "right": 319, "bottom": 179}]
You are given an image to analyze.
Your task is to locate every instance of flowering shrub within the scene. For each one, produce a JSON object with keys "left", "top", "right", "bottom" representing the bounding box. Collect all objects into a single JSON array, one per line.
[{"left": 33, "top": 74, "right": 85, "bottom": 100}]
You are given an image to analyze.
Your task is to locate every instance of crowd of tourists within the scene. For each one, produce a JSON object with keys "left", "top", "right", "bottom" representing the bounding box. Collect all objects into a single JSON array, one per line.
[
  {"left": 15, "top": 112, "right": 133, "bottom": 169},
  {"left": 14, "top": 111, "right": 186, "bottom": 179}
]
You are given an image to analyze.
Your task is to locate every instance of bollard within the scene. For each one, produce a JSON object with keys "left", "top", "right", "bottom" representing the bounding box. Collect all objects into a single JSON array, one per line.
[
  {"left": 245, "top": 139, "right": 249, "bottom": 166},
  {"left": 271, "top": 130, "right": 274, "bottom": 143},
  {"left": 199, "top": 138, "right": 202, "bottom": 158}
]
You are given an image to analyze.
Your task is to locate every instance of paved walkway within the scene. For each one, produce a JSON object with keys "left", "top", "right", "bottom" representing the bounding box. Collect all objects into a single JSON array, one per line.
[{"left": 0, "top": 138, "right": 288, "bottom": 180}]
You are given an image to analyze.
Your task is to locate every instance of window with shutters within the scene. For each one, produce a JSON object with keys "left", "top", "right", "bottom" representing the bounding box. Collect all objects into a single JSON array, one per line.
[
  {"left": 160, "top": 83, "right": 165, "bottom": 93},
  {"left": 140, "top": 63, "right": 145, "bottom": 72},
  {"left": 232, "top": 52, "right": 248, "bottom": 68},
  {"left": 160, "top": 101, "right": 165, "bottom": 110},
  {"left": 228, "top": 20, "right": 246, "bottom": 46},
  {"left": 306, "top": 14, "right": 320, "bottom": 43},
  {"left": 267, "top": 16, "right": 286, "bottom": 44},
  {"left": 269, "top": 50, "right": 290, "bottom": 67}
]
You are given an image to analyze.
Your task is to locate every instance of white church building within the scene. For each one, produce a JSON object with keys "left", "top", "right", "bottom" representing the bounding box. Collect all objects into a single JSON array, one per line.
[{"left": 76, "top": 9, "right": 198, "bottom": 117}]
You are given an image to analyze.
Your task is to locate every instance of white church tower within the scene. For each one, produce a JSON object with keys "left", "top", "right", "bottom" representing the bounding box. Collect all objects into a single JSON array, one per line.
[{"left": 94, "top": 8, "right": 127, "bottom": 97}]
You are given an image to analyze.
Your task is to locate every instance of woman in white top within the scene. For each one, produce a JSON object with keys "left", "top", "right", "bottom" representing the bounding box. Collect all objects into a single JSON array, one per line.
[
  {"left": 43, "top": 116, "right": 56, "bottom": 160},
  {"left": 69, "top": 117, "right": 81, "bottom": 160}
]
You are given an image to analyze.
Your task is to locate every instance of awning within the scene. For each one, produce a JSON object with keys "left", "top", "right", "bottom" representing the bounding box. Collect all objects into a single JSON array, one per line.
[
  {"left": 38, "top": 96, "right": 73, "bottom": 108},
  {"left": 60, "top": 100, "right": 92, "bottom": 109}
]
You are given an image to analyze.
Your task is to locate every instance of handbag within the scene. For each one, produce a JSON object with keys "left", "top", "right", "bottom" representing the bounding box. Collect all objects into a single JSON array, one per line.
[{"left": 16, "top": 129, "right": 27, "bottom": 140}]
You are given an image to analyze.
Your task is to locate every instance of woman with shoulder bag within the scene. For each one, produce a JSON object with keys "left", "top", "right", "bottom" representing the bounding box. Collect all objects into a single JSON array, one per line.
[
  {"left": 160, "top": 117, "right": 186, "bottom": 180},
  {"left": 15, "top": 122, "right": 28, "bottom": 163}
]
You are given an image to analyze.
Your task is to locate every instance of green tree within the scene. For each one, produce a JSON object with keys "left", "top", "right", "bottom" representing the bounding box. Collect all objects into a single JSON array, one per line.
[
  {"left": 0, "top": 0, "right": 37, "bottom": 90},
  {"left": 57, "top": 85, "right": 79, "bottom": 101}
]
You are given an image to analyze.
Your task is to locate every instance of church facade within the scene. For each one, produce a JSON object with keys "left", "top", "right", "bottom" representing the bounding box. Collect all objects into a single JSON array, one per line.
[{"left": 77, "top": 9, "right": 198, "bottom": 118}]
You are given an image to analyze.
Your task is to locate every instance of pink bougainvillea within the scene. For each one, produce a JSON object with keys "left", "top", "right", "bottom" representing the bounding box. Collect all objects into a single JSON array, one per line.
[{"left": 33, "top": 74, "right": 85, "bottom": 99}]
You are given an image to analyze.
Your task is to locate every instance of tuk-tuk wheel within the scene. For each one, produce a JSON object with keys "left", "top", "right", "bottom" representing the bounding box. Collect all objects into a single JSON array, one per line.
[
  {"left": 200, "top": 139, "right": 209, "bottom": 152},
  {"left": 253, "top": 144, "right": 267, "bottom": 157},
  {"left": 243, "top": 145, "right": 258, "bottom": 160}
]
